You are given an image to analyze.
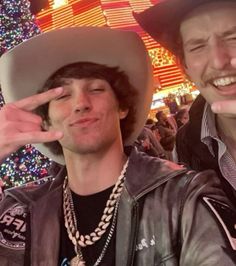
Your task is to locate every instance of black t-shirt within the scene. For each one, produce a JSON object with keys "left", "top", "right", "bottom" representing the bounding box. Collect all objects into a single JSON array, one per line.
[{"left": 59, "top": 186, "right": 116, "bottom": 266}]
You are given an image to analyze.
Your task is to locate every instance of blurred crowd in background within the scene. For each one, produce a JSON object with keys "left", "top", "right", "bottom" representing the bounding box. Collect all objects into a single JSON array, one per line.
[{"left": 135, "top": 107, "right": 189, "bottom": 161}]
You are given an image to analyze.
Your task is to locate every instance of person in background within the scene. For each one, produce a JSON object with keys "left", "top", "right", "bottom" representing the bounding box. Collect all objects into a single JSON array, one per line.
[
  {"left": 0, "top": 26, "right": 235, "bottom": 266},
  {"left": 135, "top": 125, "right": 166, "bottom": 158},
  {"left": 135, "top": 128, "right": 159, "bottom": 157},
  {"left": 135, "top": 0, "right": 236, "bottom": 195},
  {"left": 153, "top": 111, "right": 176, "bottom": 160},
  {"left": 145, "top": 118, "right": 162, "bottom": 143},
  {"left": 145, "top": 118, "right": 155, "bottom": 129},
  {"left": 164, "top": 94, "right": 179, "bottom": 115},
  {"left": 156, "top": 111, "right": 177, "bottom": 134},
  {"left": 175, "top": 107, "right": 189, "bottom": 129}
]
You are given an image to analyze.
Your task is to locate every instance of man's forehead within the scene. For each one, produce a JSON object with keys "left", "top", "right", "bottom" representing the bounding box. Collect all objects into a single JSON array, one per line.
[
  {"left": 180, "top": 1, "right": 236, "bottom": 42},
  {"left": 54, "top": 77, "right": 111, "bottom": 86},
  {"left": 183, "top": 1, "right": 236, "bottom": 21}
]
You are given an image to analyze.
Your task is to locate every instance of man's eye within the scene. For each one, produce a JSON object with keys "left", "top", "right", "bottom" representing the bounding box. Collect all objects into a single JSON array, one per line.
[
  {"left": 56, "top": 94, "right": 69, "bottom": 100},
  {"left": 90, "top": 87, "right": 105, "bottom": 92},
  {"left": 189, "top": 44, "right": 205, "bottom": 52},
  {"left": 226, "top": 36, "right": 236, "bottom": 44}
]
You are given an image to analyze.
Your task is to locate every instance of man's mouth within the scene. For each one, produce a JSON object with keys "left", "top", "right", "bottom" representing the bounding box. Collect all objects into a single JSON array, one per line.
[
  {"left": 70, "top": 118, "right": 98, "bottom": 127},
  {"left": 212, "top": 76, "right": 236, "bottom": 87}
]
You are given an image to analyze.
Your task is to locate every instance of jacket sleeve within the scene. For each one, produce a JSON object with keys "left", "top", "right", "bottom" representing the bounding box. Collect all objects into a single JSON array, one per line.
[{"left": 179, "top": 170, "right": 236, "bottom": 265}]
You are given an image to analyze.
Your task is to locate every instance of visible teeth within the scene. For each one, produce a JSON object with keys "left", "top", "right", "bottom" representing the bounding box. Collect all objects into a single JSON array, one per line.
[{"left": 213, "top": 77, "right": 236, "bottom": 87}]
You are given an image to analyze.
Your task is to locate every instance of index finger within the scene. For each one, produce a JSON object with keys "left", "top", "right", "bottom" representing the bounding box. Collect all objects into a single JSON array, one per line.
[
  {"left": 231, "top": 58, "right": 236, "bottom": 68},
  {"left": 13, "top": 87, "right": 63, "bottom": 111},
  {"left": 211, "top": 100, "right": 236, "bottom": 114}
]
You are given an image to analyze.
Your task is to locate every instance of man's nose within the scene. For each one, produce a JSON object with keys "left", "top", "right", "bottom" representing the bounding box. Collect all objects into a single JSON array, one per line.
[
  {"left": 209, "top": 41, "right": 231, "bottom": 70},
  {"left": 73, "top": 92, "right": 91, "bottom": 113}
]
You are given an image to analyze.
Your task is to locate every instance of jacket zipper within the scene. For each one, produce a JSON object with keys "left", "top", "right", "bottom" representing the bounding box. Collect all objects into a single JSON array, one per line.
[{"left": 126, "top": 200, "right": 139, "bottom": 266}]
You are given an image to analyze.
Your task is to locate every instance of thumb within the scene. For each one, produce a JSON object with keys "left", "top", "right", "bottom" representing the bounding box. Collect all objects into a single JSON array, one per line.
[{"left": 230, "top": 58, "right": 236, "bottom": 68}]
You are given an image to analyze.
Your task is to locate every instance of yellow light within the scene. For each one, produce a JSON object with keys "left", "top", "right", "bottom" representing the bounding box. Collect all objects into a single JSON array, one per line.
[{"left": 53, "top": 0, "right": 68, "bottom": 9}]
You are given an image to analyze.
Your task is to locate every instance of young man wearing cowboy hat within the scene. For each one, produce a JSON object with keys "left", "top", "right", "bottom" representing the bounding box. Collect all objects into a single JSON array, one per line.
[
  {"left": 0, "top": 26, "right": 235, "bottom": 265},
  {"left": 135, "top": 0, "right": 236, "bottom": 195}
]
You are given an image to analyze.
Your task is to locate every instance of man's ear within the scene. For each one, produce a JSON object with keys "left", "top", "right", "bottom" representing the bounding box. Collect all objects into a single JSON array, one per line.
[
  {"left": 181, "top": 62, "right": 192, "bottom": 82},
  {"left": 119, "top": 109, "right": 129, "bottom": 120},
  {"left": 183, "top": 66, "right": 191, "bottom": 80},
  {"left": 176, "top": 55, "right": 190, "bottom": 80}
]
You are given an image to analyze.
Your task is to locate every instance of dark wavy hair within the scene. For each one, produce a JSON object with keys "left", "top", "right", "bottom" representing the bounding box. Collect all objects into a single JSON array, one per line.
[{"left": 35, "top": 62, "right": 138, "bottom": 155}]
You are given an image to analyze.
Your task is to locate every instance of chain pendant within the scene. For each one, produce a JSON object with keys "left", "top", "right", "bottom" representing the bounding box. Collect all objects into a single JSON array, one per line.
[{"left": 70, "top": 255, "right": 86, "bottom": 266}]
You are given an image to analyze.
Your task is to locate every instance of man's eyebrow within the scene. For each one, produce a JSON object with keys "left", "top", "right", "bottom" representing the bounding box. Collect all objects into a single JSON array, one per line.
[
  {"left": 183, "top": 26, "right": 236, "bottom": 47},
  {"left": 183, "top": 37, "right": 208, "bottom": 48},
  {"left": 59, "top": 79, "right": 73, "bottom": 86},
  {"left": 220, "top": 26, "right": 236, "bottom": 37}
]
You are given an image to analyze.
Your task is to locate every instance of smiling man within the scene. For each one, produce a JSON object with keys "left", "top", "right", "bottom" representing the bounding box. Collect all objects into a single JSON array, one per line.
[
  {"left": 0, "top": 26, "right": 235, "bottom": 265},
  {"left": 135, "top": 0, "right": 236, "bottom": 193}
]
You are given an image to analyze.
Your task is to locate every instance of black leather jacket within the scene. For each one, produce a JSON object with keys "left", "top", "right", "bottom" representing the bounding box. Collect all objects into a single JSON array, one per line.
[
  {"left": 175, "top": 95, "right": 236, "bottom": 201},
  {"left": 0, "top": 148, "right": 235, "bottom": 265},
  {"left": 175, "top": 95, "right": 217, "bottom": 172}
]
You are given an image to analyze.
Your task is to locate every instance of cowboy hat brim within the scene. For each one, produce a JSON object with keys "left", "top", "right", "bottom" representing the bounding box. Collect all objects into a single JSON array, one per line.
[{"left": 0, "top": 26, "right": 153, "bottom": 165}]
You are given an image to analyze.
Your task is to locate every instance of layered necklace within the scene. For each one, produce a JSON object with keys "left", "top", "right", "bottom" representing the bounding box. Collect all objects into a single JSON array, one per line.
[{"left": 63, "top": 159, "right": 129, "bottom": 266}]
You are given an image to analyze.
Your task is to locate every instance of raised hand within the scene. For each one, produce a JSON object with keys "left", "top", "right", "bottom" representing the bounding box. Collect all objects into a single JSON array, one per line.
[
  {"left": 211, "top": 57, "right": 236, "bottom": 115},
  {"left": 211, "top": 100, "right": 236, "bottom": 115},
  {"left": 0, "top": 87, "right": 64, "bottom": 163}
]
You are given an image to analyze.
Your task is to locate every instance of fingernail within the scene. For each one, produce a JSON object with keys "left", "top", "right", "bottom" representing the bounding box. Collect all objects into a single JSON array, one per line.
[
  {"left": 55, "top": 131, "right": 63, "bottom": 138},
  {"left": 54, "top": 87, "right": 63, "bottom": 93},
  {"left": 211, "top": 103, "right": 220, "bottom": 113},
  {"left": 231, "top": 58, "right": 236, "bottom": 66}
]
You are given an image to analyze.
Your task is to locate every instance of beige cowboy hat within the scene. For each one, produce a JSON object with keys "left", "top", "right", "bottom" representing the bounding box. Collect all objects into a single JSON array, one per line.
[
  {"left": 0, "top": 26, "right": 153, "bottom": 164},
  {"left": 134, "top": 0, "right": 236, "bottom": 55}
]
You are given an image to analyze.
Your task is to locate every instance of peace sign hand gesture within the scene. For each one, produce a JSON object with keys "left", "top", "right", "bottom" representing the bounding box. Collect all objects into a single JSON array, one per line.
[{"left": 0, "top": 87, "right": 64, "bottom": 163}]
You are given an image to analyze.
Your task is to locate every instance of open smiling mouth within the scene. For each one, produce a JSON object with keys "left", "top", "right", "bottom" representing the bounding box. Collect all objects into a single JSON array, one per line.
[{"left": 211, "top": 76, "right": 236, "bottom": 95}]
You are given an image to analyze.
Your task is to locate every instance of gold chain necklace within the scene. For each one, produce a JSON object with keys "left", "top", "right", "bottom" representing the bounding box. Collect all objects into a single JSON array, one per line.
[{"left": 63, "top": 159, "right": 129, "bottom": 266}]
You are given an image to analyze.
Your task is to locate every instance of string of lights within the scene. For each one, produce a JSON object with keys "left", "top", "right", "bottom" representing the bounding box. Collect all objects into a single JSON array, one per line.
[
  {"left": 0, "top": 0, "right": 51, "bottom": 190},
  {"left": 0, "top": 0, "right": 41, "bottom": 56}
]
